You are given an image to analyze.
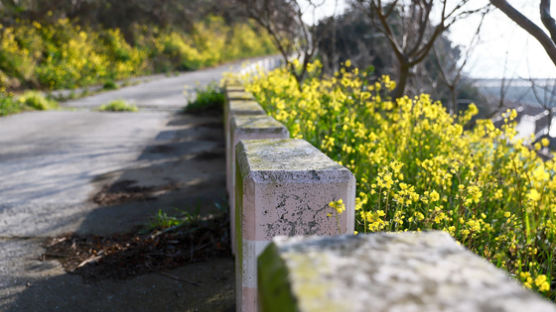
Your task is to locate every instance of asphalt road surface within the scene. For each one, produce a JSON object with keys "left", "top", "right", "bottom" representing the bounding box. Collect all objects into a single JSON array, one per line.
[{"left": 0, "top": 57, "right": 275, "bottom": 311}]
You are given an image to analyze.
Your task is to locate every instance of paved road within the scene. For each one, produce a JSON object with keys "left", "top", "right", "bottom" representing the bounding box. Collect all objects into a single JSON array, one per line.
[
  {"left": 63, "top": 66, "right": 236, "bottom": 111},
  {"left": 0, "top": 57, "right": 275, "bottom": 311},
  {"left": 62, "top": 56, "right": 277, "bottom": 111}
]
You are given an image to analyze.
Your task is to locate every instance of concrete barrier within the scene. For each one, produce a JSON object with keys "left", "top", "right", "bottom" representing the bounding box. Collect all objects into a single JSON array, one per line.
[
  {"left": 228, "top": 115, "right": 290, "bottom": 254},
  {"left": 224, "top": 92, "right": 266, "bottom": 201},
  {"left": 258, "top": 232, "right": 556, "bottom": 312},
  {"left": 227, "top": 90, "right": 255, "bottom": 102},
  {"left": 235, "top": 138, "right": 355, "bottom": 312},
  {"left": 226, "top": 85, "right": 246, "bottom": 92}
]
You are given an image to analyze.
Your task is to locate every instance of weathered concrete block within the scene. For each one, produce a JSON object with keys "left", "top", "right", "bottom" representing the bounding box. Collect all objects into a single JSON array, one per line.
[
  {"left": 258, "top": 232, "right": 556, "bottom": 312},
  {"left": 228, "top": 115, "right": 290, "bottom": 254},
  {"left": 235, "top": 139, "right": 355, "bottom": 312},
  {"left": 227, "top": 90, "right": 255, "bottom": 101},
  {"left": 225, "top": 85, "right": 246, "bottom": 92},
  {"left": 223, "top": 95, "right": 266, "bottom": 199}
]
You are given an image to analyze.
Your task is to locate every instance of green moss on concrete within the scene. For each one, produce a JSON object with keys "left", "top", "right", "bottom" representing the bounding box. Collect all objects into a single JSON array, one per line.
[
  {"left": 258, "top": 244, "right": 298, "bottom": 312},
  {"left": 229, "top": 100, "right": 265, "bottom": 114},
  {"left": 227, "top": 91, "right": 254, "bottom": 100},
  {"left": 235, "top": 115, "right": 285, "bottom": 130},
  {"left": 258, "top": 246, "right": 347, "bottom": 312},
  {"left": 236, "top": 158, "right": 245, "bottom": 276}
]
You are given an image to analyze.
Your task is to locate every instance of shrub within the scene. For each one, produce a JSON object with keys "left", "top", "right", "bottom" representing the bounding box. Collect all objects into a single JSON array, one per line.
[
  {"left": 244, "top": 61, "right": 556, "bottom": 299},
  {"left": 0, "top": 17, "right": 276, "bottom": 91},
  {"left": 183, "top": 83, "right": 224, "bottom": 114},
  {"left": 99, "top": 99, "right": 138, "bottom": 112},
  {"left": 0, "top": 92, "right": 22, "bottom": 116},
  {"left": 18, "top": 91, "right": 58, "bottom": 110},
  {"left": 102, "top": 80, "right": 118, "bottom": 90},
  {"left": 0, "top": 90, "right": 58, "bottom": 116}
]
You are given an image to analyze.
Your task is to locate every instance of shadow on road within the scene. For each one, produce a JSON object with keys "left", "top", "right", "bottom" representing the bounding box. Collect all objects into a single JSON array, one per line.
[{"left": 6, "top": 112, "right": 235, "bottom": 312}]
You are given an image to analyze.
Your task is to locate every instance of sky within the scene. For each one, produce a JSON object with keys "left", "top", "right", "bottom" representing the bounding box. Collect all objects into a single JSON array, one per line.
[
  {"left": 301, "top": 0, "right": 556, "bottom": 79},
  {"left": 450, "top": 0, "right": 556, "bottom": 79}
]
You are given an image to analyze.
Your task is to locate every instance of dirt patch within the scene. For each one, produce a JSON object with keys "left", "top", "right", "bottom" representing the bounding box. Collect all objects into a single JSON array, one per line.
[
  {"left": 196, "top": 121, "right": 223, "bottom": 129},
  {"left": 41, "top": 214, "right": 230, "bottom": 282},
  {"left": 92, "top": 180, "right": 179, "bottom": 205},
  {"left": 192, "top": 149, "right": 225, "bottom": 161}
]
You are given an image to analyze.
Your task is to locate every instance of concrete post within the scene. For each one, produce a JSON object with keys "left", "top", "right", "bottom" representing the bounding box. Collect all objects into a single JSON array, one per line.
[
  {"left": 235, "top": 139, "right": 355, "bottom": 312},
  {"left": 228, "top": 115, "right": 290, "bottom": 254},
  {"left": 227, "top": 90, "right": 255, "bottom": 102},
  {"left": 223, "top": 89, "right": 265, "bottom": 202},
  {"left": 258, "top": 232, "right": 556, "bottom": 312}
]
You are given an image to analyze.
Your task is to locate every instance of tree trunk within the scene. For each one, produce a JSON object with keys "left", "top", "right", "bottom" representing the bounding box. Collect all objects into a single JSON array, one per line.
[
  {"left": 392, "top": 62, "right": 410, "bottom": 100},
  {"left": 450, "top": 85, "right": 457, "bottom": 115},
  {"left": 547, "top": 109, "right": 553, "bottom": 137}
]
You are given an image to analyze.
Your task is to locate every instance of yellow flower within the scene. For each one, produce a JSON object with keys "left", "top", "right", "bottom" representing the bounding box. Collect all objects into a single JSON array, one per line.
[
  {"left": 526, "top": 189, "right": 541, "bottom": 202},
  {"left": 243, "top": 61, "right": 556, "bottom": 296},
  {"left": 329, "top": 199, "right": 346, "bottom": 214},
  {"left": 535, "top": 274, "right": 550, "bottom": 292},
  {"left": 429, "top": 190, "right": 440, "bottom": 202}
]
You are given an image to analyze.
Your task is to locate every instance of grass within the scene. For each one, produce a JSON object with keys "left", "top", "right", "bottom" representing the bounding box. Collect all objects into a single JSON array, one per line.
[
  {"left": 99, "top": 99, "right": 138, "bottom": 112},
  {"left": 146, "top": 209, "right": 200, "bottom": 232},
  {"left": 0, "top": 91, "right": 58, "bottom": 116},
  {"left": 0, "top": 95, "right": 22, "bottom": 116},
  {"left": 182, "top": 83, "right": 225, "bottom": 114},
  {"left": 19, "top": 91, "right": 59, "bottom": 110},
  {"left": 145, "top": 201, "right": 227, "bottom": 233}
]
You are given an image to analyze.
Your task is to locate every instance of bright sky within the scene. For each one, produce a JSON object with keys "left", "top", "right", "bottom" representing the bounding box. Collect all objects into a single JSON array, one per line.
[
  {"left": 450, "top": 0, "right": 556, "bottom": 79},
  {"left": 302, "top": 0, "right": 556, "bottom": 79}
]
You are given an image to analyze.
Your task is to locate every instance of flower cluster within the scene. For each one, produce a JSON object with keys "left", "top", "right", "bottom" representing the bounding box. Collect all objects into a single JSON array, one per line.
[{"left": 243, "top": 61, "right": 556, "bottom": 299}]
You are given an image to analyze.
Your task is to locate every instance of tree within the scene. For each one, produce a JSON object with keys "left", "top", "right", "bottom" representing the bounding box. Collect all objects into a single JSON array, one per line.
[
  {"left": 315, "top": 7, "right": 396, "bottom": 76},
  {"left": 235, "top": 0, "right": 323, "bottom": 85},
  {"left": 355, "top": 0, "right": 489, "bottom": 99},
  {"left": 0, "top": 0, "right": 245, "bottom": 37},
  {"left": 315, "top": 4, "right": 485, "bottom": 109},
  {"left": 485, "top": 53, "right": 519, "bottom": 119},
  {"left": 433, "top": 9, "right": 489, "bottom": 115},
  {"left": 490, "top": 0, "right": 556, "bottom": 67},
  {"left": 528, "top": 78, "right": 556, "bottom": 141}
]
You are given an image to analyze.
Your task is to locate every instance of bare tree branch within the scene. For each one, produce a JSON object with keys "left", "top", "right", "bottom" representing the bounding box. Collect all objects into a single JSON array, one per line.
[
  {"left": 490, "top": 0, "right": 556, "bottom": 67},
  {"left": 359, "top": 0, "right": 489, "bottom": 99},
  {"left": 540, "top": 0, "right": 556, "bottom": 43}
]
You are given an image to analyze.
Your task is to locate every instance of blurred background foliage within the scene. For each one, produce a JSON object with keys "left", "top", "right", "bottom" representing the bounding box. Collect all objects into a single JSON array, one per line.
[
  {"left": 0, "top": 0, "right": 276, "bottom": 90},
  {"left": 314, "top": 4, "right": 485, "bottom": 113}
]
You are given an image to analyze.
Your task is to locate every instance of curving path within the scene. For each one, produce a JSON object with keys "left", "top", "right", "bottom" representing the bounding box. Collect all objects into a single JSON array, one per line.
[{"left": 0, "top": 56, "right": 277, "bottom": 312}]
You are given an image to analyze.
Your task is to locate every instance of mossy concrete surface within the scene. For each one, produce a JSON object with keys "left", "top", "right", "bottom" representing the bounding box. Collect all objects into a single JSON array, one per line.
[
  {"left": 226, "top": 91, "right": 255, "bottom": 102},
  {"left": 224, "top": 97, "right": 265, "bottom": 200},
  {"left": 234, "top": 138, "right": 355, "bottom": 312},
  {"left": 228, "top": 100, "right": 265, "bottom": 115},
  {"left": 228, "top": 115, "right": 290, "bottom": 254},
  {"left": 258, "top": 232, "right": 556, "bottom": 312},
  {"left": 223, "top": 87, "right": 265, "bottom": 249}
]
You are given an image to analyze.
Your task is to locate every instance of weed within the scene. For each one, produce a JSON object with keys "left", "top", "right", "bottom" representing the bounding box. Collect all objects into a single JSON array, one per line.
[
  {"left": 99, "top": 99, "right": 138, "bottom": 112},
  {"left": 0, "top": 94, "right": 22, "bottom": 116},
  {"left": 149, "top": 210, "right": 184, "bottom": 230},
  {"left": 182, "top": 83, "right": 224, "bottom": 114},
  {"left": 18, "top": 91, "right": 59, "bottom": 110},
  {"left": 145, "top": 201, "right": 227, "bottom": 233},
  {"left": 102, "top": 80, "right": 118, "bottom": 90}
]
